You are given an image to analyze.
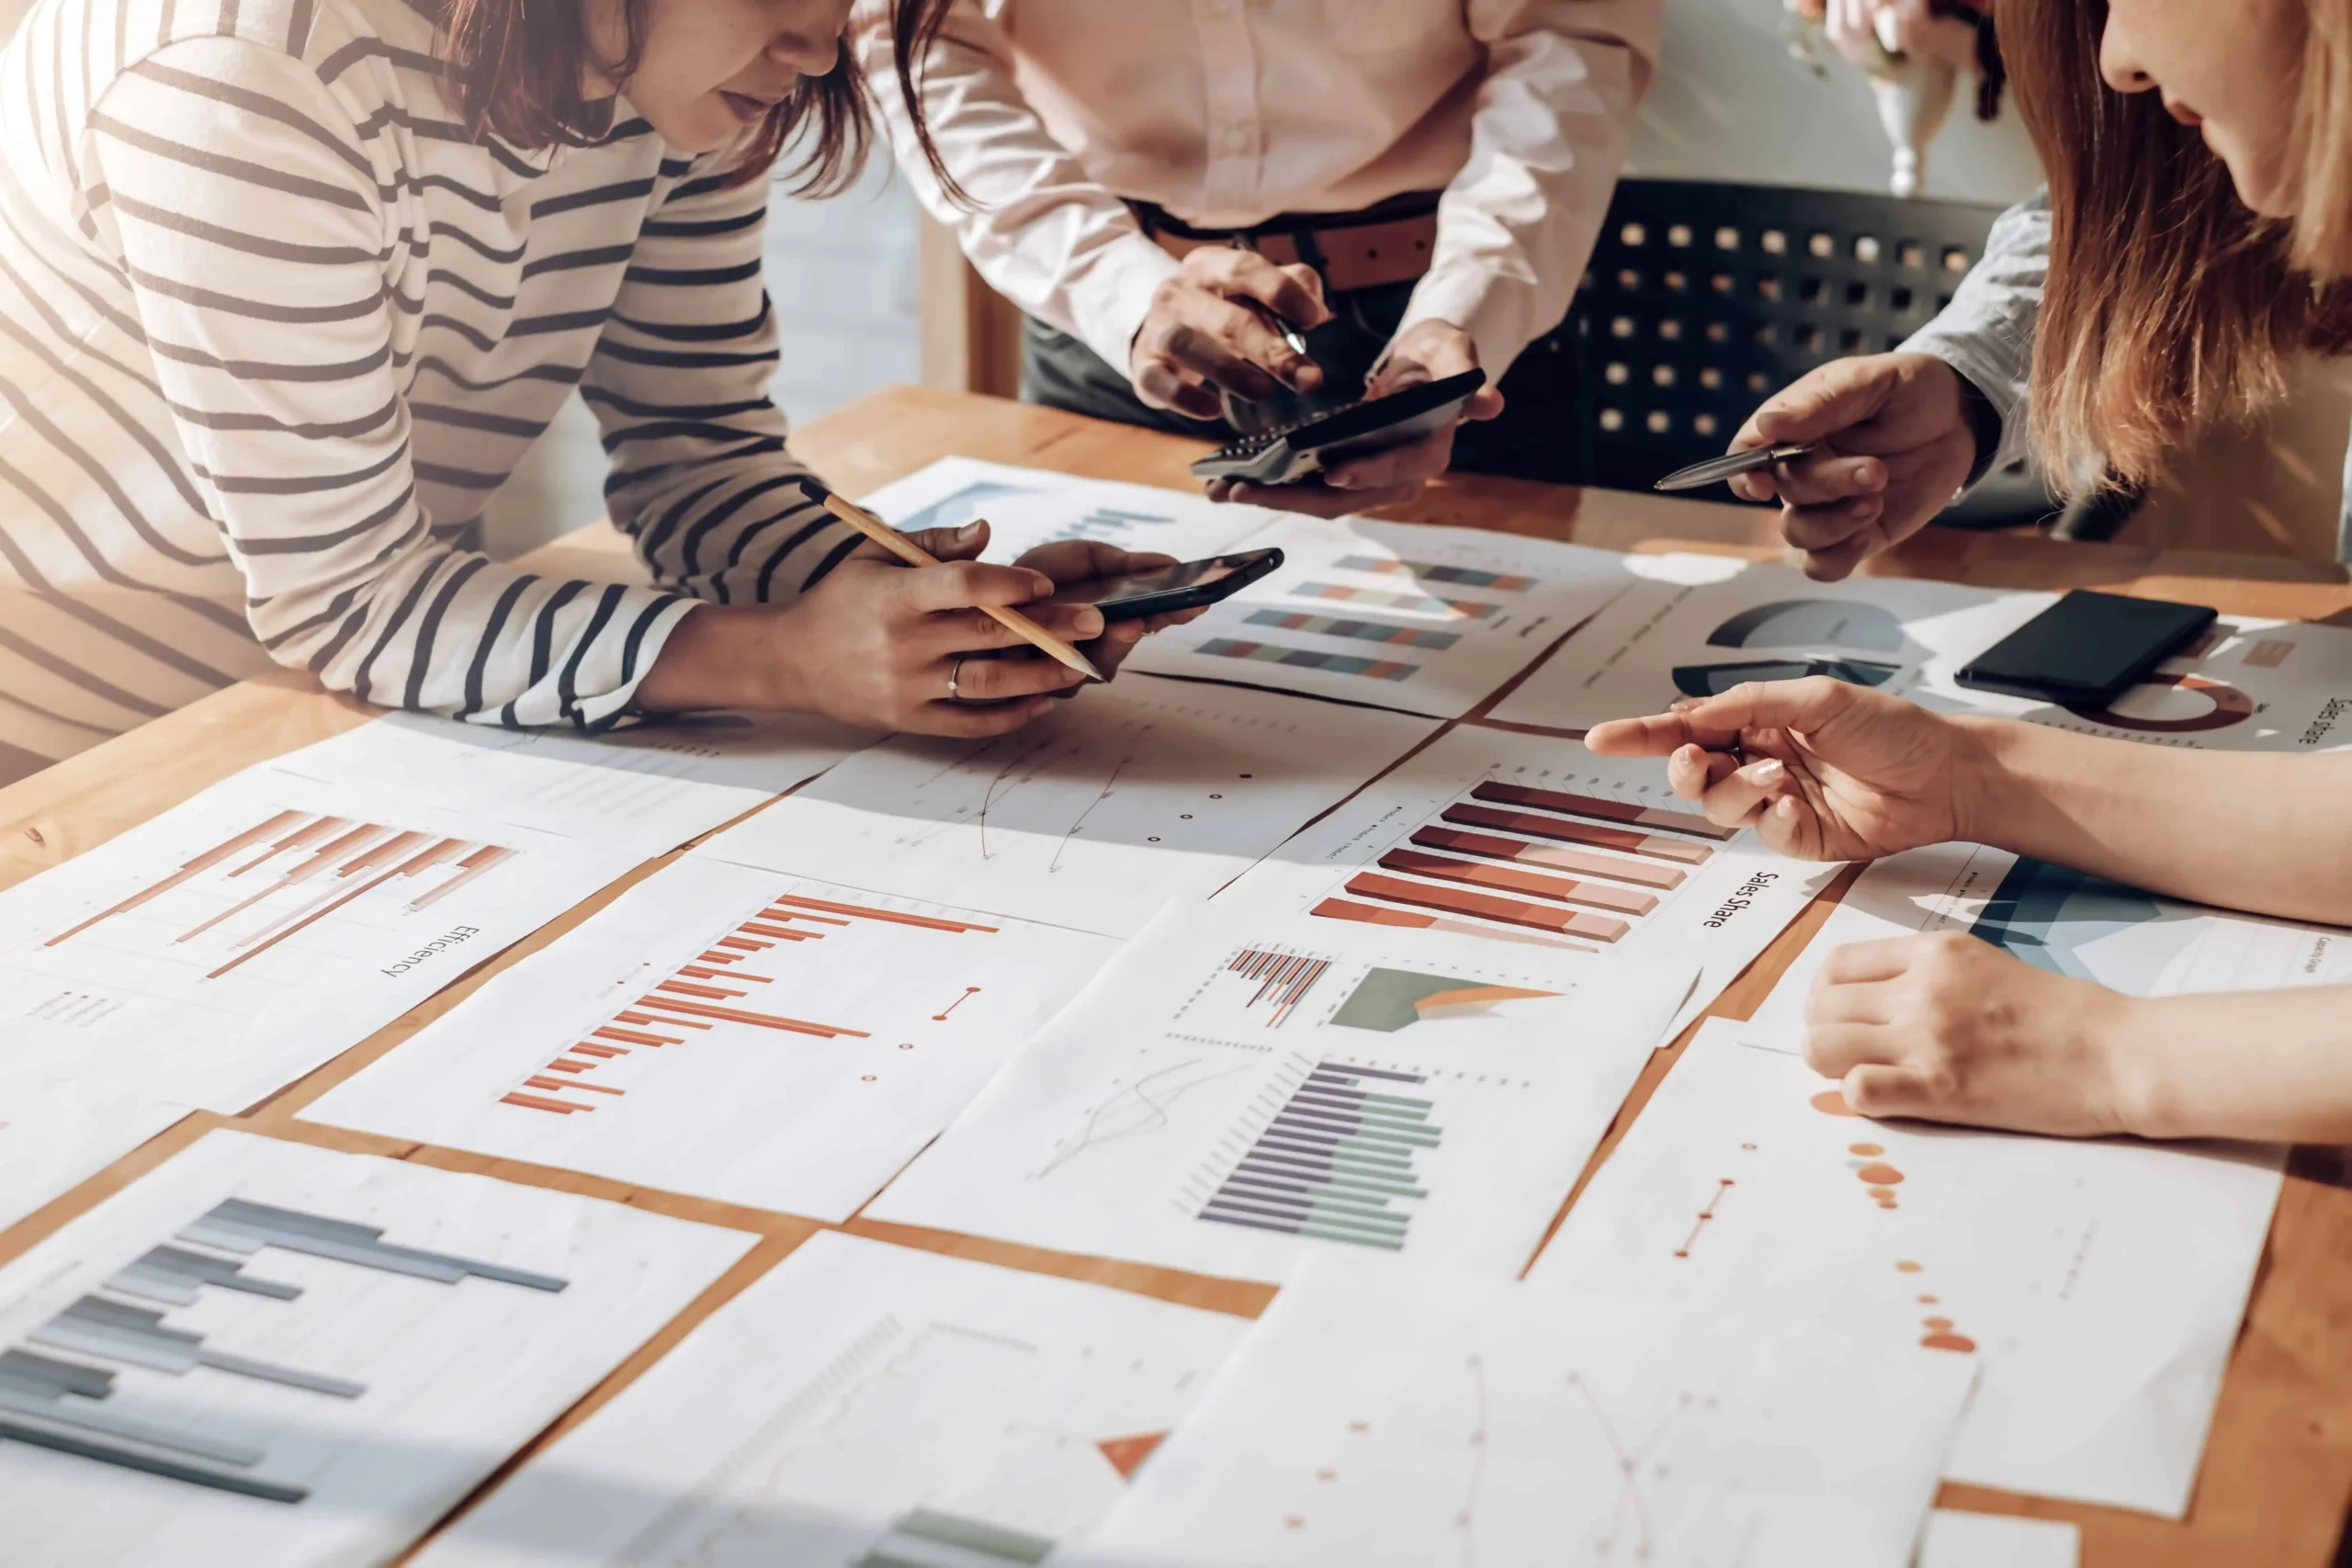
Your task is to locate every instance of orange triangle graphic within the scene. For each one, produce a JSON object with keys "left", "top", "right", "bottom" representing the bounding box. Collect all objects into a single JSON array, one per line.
[{"left": 1096, "top": 1431, "right": 1170, "bottom": 1480}]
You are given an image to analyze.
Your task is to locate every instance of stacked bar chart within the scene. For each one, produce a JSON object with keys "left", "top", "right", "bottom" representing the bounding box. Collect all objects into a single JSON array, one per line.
[
  {"left": 42, "top": 808, "right": 519, "bottom": 981},
  {"left": 1243, "top": 609, "right": 1460, "bottom": 650},
  {"left": 1193, "top": 1058, "right": 1443, "bottom": 1251},
  {"left": 1196, "top": 638, "right": 1419, "bottom": 682},
  {"left": 1335, "top": 554, "right": 1537, "bottom": 592},
  {"left": 499, "top": 891, "right": 999, "bottom": 1115},
  {"left": 1311, "top": 779, "right": 1732, "bottom": 952},
  {"left": 0, "top": 1197, "right": 566, "bottom": 1503},
  {"left": 1292, "top": 581, "right": 1499, "bottom": 619}
]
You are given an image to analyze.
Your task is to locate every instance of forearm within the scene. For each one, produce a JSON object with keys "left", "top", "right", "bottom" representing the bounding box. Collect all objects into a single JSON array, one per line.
[
  {"left": 1957, "top": 716, "right": 2352, "bottom": 923},
  {"left": 634, "top": 603, "right": 799, "bottom": 714},
  {"left": 2118, "top": 987, "right": 2352, "bottom": 1142}
]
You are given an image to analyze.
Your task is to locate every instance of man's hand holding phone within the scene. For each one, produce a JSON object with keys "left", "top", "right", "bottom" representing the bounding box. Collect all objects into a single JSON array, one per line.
[{"left": 1131, "top": 249, "right": 1333, "bottom": 420}]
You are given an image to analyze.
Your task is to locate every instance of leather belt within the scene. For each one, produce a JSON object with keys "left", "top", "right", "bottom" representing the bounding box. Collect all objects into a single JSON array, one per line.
[{"left": 1132, "top": 197, "right": 1442, "bottom": 294}]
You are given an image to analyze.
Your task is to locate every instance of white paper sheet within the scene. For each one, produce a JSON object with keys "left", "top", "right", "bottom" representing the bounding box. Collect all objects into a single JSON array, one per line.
[
  {"left": 411, "top": 1229, "right": 1250, "bottom": 1568},
  {"left": 273, "top": 707, "right": 880, "bottom": 852},
  {"left": 1213, "top": 723, "right": 1833, "bottom": 1033},
  {"left": 865, "top": 900, "right": 1690, "bottom": 1282},
  {"left": 1533, "top": 1021, "right": 2282, "bottom": 1517},
  {"left": 1917, "top": 1510, "right": 2081, "bottom": 1568},
  {"left": 1922, "top": 614, "right": 2352, "bottom": 751},
  {"left": 300, "top": 856, "right": 1117, "bottom": 1221},
  {"left": 0, "top": 1128, "right": 753, "bottom": 1566},
  {"left": 860, "top": 456, "right": 1275, "bottom": 564},
  {"left": 695, "top": 677, "right": 1436, "bottom": 939},
  {"left": 0, "top": 764, "right": 643, "bottom": 1113},
  {"left": 1487, "top": 558, "right": 2049, "bottom": 731},
  {"left": 1748, "top": 840, "right": 2352, "bottom": 1033},
  {"left": 1075, "top": 1258, "right": 1977, "bottom": 1568},
  {"left": 0, "top": 1079, "right": 187, "bottom": 1235},
  {"left": 1122, "top": 513, "right": 1635, "bottom": 717}
]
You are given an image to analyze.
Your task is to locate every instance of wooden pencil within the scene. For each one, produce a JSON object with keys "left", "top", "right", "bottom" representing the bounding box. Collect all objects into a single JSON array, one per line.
[{"left": 797, "top": 479, "right": 1105, "bottom": 683}]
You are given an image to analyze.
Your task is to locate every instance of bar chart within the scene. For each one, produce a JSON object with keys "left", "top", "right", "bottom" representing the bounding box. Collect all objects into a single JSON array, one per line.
[
  {"left": 1306, "top": 780, "right": 1729, "bottom": 950},
  {"left": 303, "top": 856, "right": 1116, "bottom": 1220},
  {"left": 0, "top": 1131, "right": 750, "bottom": 1564},
  {"left": 1192, "top": 1058, "right": 1445, "bottom": 1251},
  {"left": 2, "top": 1196, "right": 563, "bottom": 1503},
  {"left": 42, "top": 808, "right": 519, "bottom": 982},
  {"left": 1200, "top": 946, "right": 1332, "bottom": 1030}
]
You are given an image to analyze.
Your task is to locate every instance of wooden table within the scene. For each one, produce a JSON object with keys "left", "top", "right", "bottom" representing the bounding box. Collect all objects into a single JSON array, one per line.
[{"left": 5, "top": 385, "right": 2348, "bottom": 1566}]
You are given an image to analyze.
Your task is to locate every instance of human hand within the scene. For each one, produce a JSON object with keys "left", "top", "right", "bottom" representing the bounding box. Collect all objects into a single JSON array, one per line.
[
  {"left": 1804, "top": 932, "right": 2142, "bottom": 1137},
  {"left": 1825, "top": 0, "right": 1982, "bottom": 73},
  {"left": 1727, "top": 353, "right": 1978, "bottom": 581},
  {"left": 1582, "top": 676, "right": 1986, "bottom": 861},
  {"left": 1009, "top": 537, "right": 1211, "bottom": 681},
  {"left": 1132, "top": 248, "right": 1334, "bottom": 420},
  {"left": 1204, "top": 320, "right": 1504, "bottom": 518},
  {"left": 646, "top": 520, "right": 1111, "bottom": 737}
]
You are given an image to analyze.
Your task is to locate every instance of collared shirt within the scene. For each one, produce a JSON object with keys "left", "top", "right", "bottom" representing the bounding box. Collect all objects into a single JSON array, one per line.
[{"left": 853, "top": 0, "right": 1660, "bottom": 383}]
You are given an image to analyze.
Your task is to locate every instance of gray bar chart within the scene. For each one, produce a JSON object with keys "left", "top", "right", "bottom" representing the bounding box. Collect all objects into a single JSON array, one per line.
[
  {"left": 0, "top": 1197, "right": 571, "bottom": 1504},
  {"left": 1195, "top": 1059, "right": 1444, "bottom": 1251}
]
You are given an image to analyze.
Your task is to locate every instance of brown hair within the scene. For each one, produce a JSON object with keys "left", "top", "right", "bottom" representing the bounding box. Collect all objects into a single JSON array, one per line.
[
  {"left": 2004, "top": 0, "right": 2352, "bottom": 491},
  {"left": 436, "top": 0, "right": 962, "bottom": 197}
]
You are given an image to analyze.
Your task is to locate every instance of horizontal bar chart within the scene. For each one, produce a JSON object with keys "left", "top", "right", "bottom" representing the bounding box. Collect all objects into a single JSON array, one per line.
[
  {"left": 1375, "top": 848, "right": 1659, "bottom": 917},
  {"left": 0, "top": 1198, "right": 569, "bottom": 1504},
  {"left": 1409, "top": 825, "right": 1687, "bottom": 890},
  {"left": 1341, "top": 872, "right": 1631, "bottom": 942},
  {"left": 1197, "top": 1059, "right": 1445, "bottom": 1251},
  {"left": 1470, "top": 781, "right": 1735, "bottom": 840},
  {"left": 1196, "top": 638, "right": 1418, "bottom": 682},
  {"left": 1334, "top": 555, "right": 1537, "bottom": 592},
  {"left": 1310, "top": 897, "right": 1592, "bottom": 953},
  {"left": 41, "top": 808, "right": 523, "bottom": 982},
  {"left": 1444, "top": 802, "right": 1713, "bottom": 865},
  {"left": 1292, "top": 581, "right": 1498, "bottom": 619},
  {"left": 1241, "top": 609, "right": 1461, "bottom": 650}
]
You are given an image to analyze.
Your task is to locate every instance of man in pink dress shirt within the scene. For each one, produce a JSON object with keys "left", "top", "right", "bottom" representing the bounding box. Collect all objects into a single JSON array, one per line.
[{"left": 854, "top": 0, "right": 1661, "bottom": 514}]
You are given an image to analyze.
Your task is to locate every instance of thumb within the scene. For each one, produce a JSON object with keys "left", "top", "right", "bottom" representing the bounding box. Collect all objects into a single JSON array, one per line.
[
  {"left": 1751, "top": 361, "right": 1901, "bottom": 446},
  {"left": 905, "top": 520, "right": 991, "bottom": 561}
]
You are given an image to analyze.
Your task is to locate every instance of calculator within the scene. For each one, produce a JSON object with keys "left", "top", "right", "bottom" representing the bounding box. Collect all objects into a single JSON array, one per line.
[{"left": 1189, "top": 369, "right": 1488, "bottom": 487}]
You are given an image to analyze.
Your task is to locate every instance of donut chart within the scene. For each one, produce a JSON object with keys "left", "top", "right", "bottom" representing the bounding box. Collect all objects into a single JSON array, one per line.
[{"left": 2064, "top": 673, "right": 2256, "bottom": 734}]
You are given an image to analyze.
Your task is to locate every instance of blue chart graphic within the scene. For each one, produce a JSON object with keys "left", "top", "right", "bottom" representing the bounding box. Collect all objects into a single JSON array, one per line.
[
  {"left": 1195, "top": 1058, "right": 1442, "bottom": 1252},
  {"left": 892, "top": 481, "right": 1042, "bottom": 535},
  {"left": 1966, "top": 858, "right": 2175, "bottom": 981},
  {"left": 1671, "top": 658, "right": 1901, "bottom": 697},
  {"left": 1707, "top": 599, "right": 1905, "bottom": 651},
  {"left": 0, "top": 1199, "right": 565, "bottom": 1504}
]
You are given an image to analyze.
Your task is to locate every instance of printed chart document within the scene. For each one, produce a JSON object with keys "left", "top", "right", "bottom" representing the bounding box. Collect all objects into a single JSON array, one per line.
[
  {"left": 274, "top": 707, "right": 881, "bottom": 852},
  {"left": 862, "top": 456, "right": 1275, "bottom": 564},
  {"left": 1533, "top": 1021, "right": 2283, "bottom": 1517},
  {"left": 1123, "top": 513, "right": 1635, "bottom": 718},
  {"left": 1487, "top": 558, "right": 2048, "bottom": 731},
  {"left": 1931, "top": 614, "right": 2352, "bottom": 752},
  {"left": 1918, "top": 1510, "right": 2080, "bottom": 1568},
  {"left": 302, "top": 856, "right": 1117, "bottom": 1221},
  {"left": 1749, "top": 840, "right": 2352, "bottom": 1032},
  {"left": 0, "top": 1079, "right": 187, "bottom": 1233},
  {"left": 1075, "top": 1259, "right": 1976, "bottom": 1568},
  {"left": 865, "top": 901, "right": 1690, "bottom": 1283},
  {"left": 0, "top": 1129, "right": 752, "bottom": 1566},
  {"left": 1215, "top": 724, "right": 1832, "bottom": 1032},
  {"left": 698, "top": 678, "right": 1437, "bottom": 940},
  {"left": 0, "top": 764, "right": 642, "bottom": 1113},
  {"left": 413, "top": 1230, "right": 1250, "bottom": 1568}
]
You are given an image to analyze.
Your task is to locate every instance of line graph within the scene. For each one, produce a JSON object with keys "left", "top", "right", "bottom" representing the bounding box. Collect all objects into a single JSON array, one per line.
[
  {"left": 1567, "top": 1371, "right": 1708, "bottom": 1565},
  {"left": 1032, "top": 1060, "right": 1248, "bottom": 1179}
]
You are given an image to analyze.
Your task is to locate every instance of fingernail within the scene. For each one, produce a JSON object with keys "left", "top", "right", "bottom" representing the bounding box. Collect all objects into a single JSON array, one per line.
[
  {"left": 1749, "top": 759, "right": 1786, "bottom": 786},
  {"left": 1076, "top": 611, "right": 1104, "bottom": 637},
  {"left": 956, "top": 522, "right": 982, "bottom": 538}
]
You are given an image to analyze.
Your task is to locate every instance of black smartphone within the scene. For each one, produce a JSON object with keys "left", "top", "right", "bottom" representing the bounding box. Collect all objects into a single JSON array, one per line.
[
  {"left": 1955, "top": 589, "right": 2219, "bottom": 705},
  {"left": 1188, "top": 370, "right": 1488, "bottom": 487},
  {"left": 1045, "top": 547, "right": 1284, "bottom": 622}
]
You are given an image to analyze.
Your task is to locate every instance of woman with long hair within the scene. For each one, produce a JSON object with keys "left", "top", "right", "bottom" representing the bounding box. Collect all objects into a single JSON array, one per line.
[
  {"left": 0, "top": 0, "right": 1172, "bottom": 785},
  {"left": 1590, "top": 0, "right": 2352, "bottom": 1144}
]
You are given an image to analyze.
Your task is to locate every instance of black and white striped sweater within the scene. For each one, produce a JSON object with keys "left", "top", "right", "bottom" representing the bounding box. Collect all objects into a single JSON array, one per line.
[{"left": 0, "top": 0, "right": 855, "bottom": 777}]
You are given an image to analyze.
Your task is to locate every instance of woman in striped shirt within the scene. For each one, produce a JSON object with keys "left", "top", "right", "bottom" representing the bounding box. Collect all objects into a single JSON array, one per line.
[{"left": 0, "top": 0, "right": 1164, "bottom": 784}]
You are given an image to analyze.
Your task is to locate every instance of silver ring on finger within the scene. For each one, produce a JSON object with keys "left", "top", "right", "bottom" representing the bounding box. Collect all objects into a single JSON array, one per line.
[{"left": 947, "top": 655, "right": 967, "bottom": 705}]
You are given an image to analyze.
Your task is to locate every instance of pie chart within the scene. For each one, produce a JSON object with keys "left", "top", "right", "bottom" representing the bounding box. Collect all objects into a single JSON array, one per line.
[{"left": 2064, "top": 674, "right": 2256, "bottom": 734}]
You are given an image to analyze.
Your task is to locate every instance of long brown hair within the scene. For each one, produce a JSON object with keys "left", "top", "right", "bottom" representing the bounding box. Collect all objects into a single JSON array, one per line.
[
  {"left": 2004, "top": 0, "right": 2352, "bottom": 491},
  {"left": 436, "top": 0, "right": 962, "bottom": 197}
]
